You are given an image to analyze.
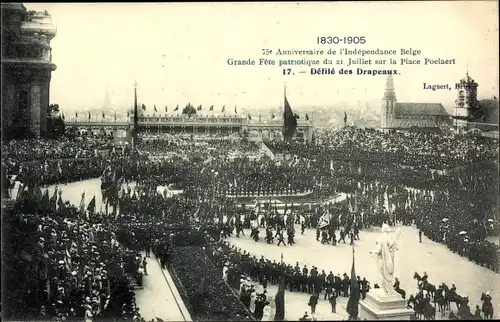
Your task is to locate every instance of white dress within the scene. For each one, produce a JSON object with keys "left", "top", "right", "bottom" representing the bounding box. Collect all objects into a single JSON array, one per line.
[
  {"left": 222, "top": 266, "right": 228, "bottom": 282},
  {"left": 249, "top": 291, "right": 257, "bottom": 313}
]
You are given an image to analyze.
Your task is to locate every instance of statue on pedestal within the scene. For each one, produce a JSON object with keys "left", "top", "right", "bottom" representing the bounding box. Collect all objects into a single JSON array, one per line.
[{"left": 370, "top": 224, "right": 401, "bottom": 295}]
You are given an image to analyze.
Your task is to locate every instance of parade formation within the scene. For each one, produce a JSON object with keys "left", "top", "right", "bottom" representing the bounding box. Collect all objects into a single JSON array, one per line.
[
  {"left": 2, "top": 121, "right": 498, "bottom": 321},
  {"left": 1, "top": 3, "right": 499, "bottom": 321}
]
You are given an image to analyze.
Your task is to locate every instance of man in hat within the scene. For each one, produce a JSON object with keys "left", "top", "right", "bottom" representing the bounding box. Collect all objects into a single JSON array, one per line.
[
  {"left": 308, "top": 292, "right": 319, "bottom": 314},
  {"left": 329, "top": 291, "right": 337, "bottom": 313}
]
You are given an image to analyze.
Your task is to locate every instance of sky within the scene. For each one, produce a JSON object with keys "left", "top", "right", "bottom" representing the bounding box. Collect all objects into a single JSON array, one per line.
[{"left": 26, "top": 1, "right": 499, "bottom": 113}]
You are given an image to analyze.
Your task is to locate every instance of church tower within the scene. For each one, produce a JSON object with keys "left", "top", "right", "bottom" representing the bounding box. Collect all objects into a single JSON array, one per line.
[
  {"left": 381, "top": 75, "right": 397, "bottom": 129},
  {"left": 453, "top": 71, "right": 479, "bottom": 130}
]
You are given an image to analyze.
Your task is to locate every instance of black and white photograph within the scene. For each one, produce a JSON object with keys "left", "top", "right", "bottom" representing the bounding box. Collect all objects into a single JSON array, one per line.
[{"left": 1, "top": 1, "right": 499, "bottom": 321}]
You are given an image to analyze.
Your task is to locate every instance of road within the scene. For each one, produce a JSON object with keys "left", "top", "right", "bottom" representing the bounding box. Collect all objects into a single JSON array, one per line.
[{"left": 227, "top": 224, "right": 499, "bottom": 320}]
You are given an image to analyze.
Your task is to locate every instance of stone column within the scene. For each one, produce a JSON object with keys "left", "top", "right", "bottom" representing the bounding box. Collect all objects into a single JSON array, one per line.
[
  {"left": 30, "top": 85, "right": 42, "bottom": 137},
  {"left": 2, "top": 84, "right": 17, "bottom": 131}
]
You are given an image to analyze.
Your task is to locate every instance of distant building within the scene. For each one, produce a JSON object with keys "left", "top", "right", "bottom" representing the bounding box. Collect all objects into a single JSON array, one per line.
[
  {"left": 451, "top": 72, "right": 499, "bottom": 137},
  {"left": 380, "top": 75, "right": 450, "bottom": 131},
  {"left": 1, "top": 3, "right": 57, "bottom": 138}
]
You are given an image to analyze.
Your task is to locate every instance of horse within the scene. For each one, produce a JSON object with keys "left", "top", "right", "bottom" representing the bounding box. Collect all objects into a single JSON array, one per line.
[
  {"left": 421, "top": 298, "right": 437, "bottom": 320},
  {"left": 457, "top": 298, "right": 473, "bottom": 320},
  {"left": 434, "top": 288, "right": 448, "bottom": 317},
  {"left": 413, "top": 272, "right": 436, "bottom": 299},
  {"left": 440, "top": 283, "right": 451, "bottom": 310},
  {"left": 408, "top": 294, "right": 436, "bottom": 320},
  {"left": 407, "top": 295, "right": 424, "bottom": 320},
  {"left": 448, "top": 292, "right": 464, "bottom": 312},
  {"left": 481, "top": 293, "right": 494, "bottom": 320}
]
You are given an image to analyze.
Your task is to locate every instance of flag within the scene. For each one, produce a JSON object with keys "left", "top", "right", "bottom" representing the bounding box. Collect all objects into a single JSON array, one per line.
[
  {"left": 165, "top": 105, "right": 168, "bottom": 112},
  {"left": 209, "top": 105, "right": 214, "bottom": 111},
  {"left": 274, "top": 273, "right": 286, "bottom": 320},
  {"left": 154, "top": 105, "right": 157, "bottom": 112},
  {"left": 50, "top": 187, "right": 58, "bottom": 209},
  {"left": 282, "top": 94, "right": 298, "bottom": 141},
  {"left": 248, "top": 113, "right": 252, "bottom": 120},
  {"left": 65, "top": 248, "right": 72, "bottom": 270},
  {"left": 306, "top": 113, "right": 309, "bottom": 121},
  {"left": 142, "top": 104, "right": 146, "bottom": 111},
  {"left": 271, "top": 113, "right": 276, "bottom": 119},
  {"left": 317, "top": 210, "right": 330, "bottom": 229},
  {"left": 102, "top": 112, "right": 105, "bottom": 118},
  {"left": 75, "top": 111, "right": 78, "bottom": 118},
  {"left": 88, "top": 112, "right": 91, "bottom": 120},
  {"left": 234, "top": 106, "right": 238, "bottom": 114},
  {"left": 127, "top": 110, "right": 129, "bottom": 117},
  {"left": 114, "top": 111, "right": 116, "bottom": 121},
  {"left": 193, "top": 205, "right": 201, "bottom": 221},
  {"left": 197, "top": 105, "right": 202, "bottom": 111},
  {"left": 346, "top": 247, "right": 360, "bottom": 320},
  {"left": 221, "top": 105, "right": 225, "bottom": 112},
  {"left": 87, "top": 196, "right": 96, "bottom": 213},
  {"left": 174, "top": 105, "right": 179, "bottom": 111},
  {"left": 79, "top": 192, "right": 86, "bottom": 213},
  {"left": 344, "top": 111, "right": 348, "bottom": 124},
  {"left": 62, "top": 112, "right": 65, "bottom": 120},
  {"left": 57, "top": 194, "right": 64, "bottom": 210}
]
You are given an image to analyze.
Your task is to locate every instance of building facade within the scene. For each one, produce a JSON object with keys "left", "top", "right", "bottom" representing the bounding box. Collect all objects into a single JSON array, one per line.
[
  {"left": 451, "top": 73, "right": 499, "bottom": 137},
  {"left": 381, "top": 75, "right": 450, "bottom": 131},
  {"left": 452, "top": 73, "right": 480, "bottom": 128},
  {"left": 135, "top": 114, "right": 314, "bottom": 142},
  {"left": 65, "top": 114, "right": 314, "bottom": 143},
  {"left": 1, "top": 3, "right": 57, "bottom": 138}
]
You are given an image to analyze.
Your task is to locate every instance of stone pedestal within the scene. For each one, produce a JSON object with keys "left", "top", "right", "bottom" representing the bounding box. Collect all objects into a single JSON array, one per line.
[{"left": 359, "top": 289, "right": 415, "bottom": 320}]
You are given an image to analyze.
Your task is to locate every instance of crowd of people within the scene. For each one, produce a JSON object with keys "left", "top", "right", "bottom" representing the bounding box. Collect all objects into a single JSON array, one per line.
[
  {"left": 306, "top": 127, "right": 498, "bottom": 168},
  {"left": 2, "top": 126, "right": 498, "bottom": 320},
  {"left": 4, "top": 188, "right": 141, "bottom": 320}
]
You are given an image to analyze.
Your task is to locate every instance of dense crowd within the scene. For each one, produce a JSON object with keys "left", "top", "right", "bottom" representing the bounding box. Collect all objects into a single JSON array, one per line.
[
  {"left": 4, "top": 189, "right": 141, "bottom": 320},
  {"left": 2, "top": 126, "right": 499, "bottom": 321},
  {"left": 305, "top": 127, "right": 499, "bottom": 168},
  {"left": 2, "top": 137, "right": 114, "bottom": 163}
]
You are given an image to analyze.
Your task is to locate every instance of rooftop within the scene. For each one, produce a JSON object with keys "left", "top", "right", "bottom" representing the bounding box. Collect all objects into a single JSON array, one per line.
[{"left": 393, "top": 102, "right": 449, "bottom": 116}]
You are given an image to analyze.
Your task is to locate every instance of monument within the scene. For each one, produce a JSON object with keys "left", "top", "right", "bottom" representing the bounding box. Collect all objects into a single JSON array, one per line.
[{"left": 359, "top": 224, "right": 415, "bottom": 320}]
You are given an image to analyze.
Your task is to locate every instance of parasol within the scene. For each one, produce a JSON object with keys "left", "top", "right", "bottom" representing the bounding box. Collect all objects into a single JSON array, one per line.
[
  {"left": 442, "top": 218, "right": 449, "bottom": 222},
  {"left": 459, "top": 231, "right": 467, "bottom": 235},
  {"left": 487, "top": 219, "right": 494, "bottom": 222}
]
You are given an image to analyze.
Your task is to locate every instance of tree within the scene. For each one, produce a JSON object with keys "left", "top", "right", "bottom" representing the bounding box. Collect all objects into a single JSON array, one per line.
[{"left": 46, "top": 104, "right": 65, "bottom": 138}]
